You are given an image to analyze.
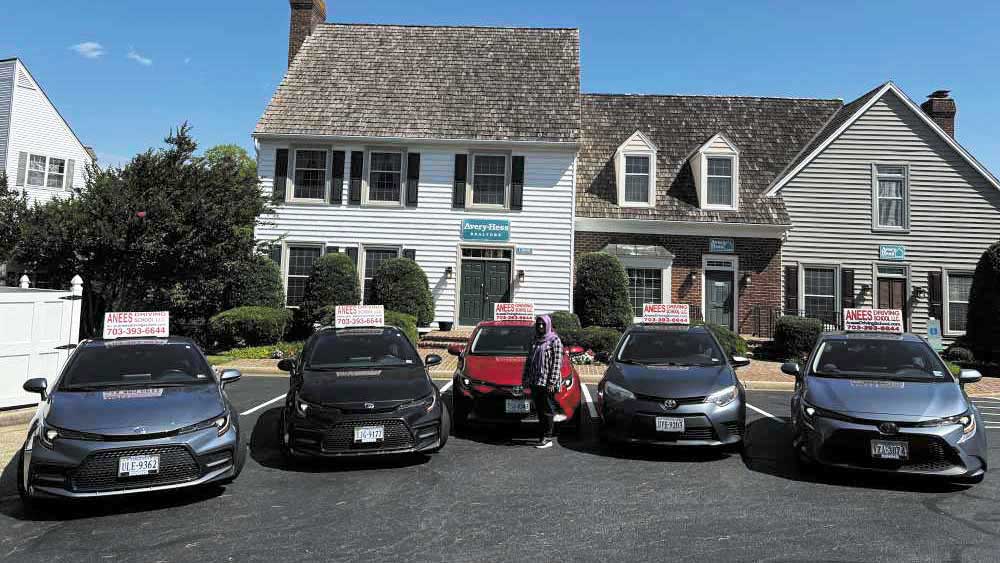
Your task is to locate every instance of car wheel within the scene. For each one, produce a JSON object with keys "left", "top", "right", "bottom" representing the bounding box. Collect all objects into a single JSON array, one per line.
[
  {"left": 959, "top": 473, "right": 985, "bottom": 485},
  {"left": 452, "top": 394, "right": 469, "bottom": 435},
  {"left": 277, "top": 411, "right": 293, "bottom": 461},
  {"left": 16, "top": 448, "right": 45, "bottom": 517},
  {"left": 428, "top": 405, "right": 450, "bottom": 453}
]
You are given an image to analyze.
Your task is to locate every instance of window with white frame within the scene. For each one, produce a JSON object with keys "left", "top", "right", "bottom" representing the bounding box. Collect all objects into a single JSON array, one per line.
[
  {"left": 46, "top": 158, "right": 66, "bottom": 188},
  {"left": 363, "top": 247, "right": 400, "bottom": 303},
  {"left": 874, "top": 164, "right": 908, "bottom": 229},
  {"left": 946, "top": 271, "right": 973, "bottom": 333},
  {"left": 706, "top": 157, "right": 734, "bottom": 206},
  {"left": 368, "top": 152, "right": 403, "bottom": 203},
  {"left": 624, "top": 156, "right": 651, "bottom": 204},
  {"left": 803, "top": 267, "right": 837, "bottom": 321},
  {"left": 627, "top": 268, "right": 662, "bottom": 318},
  {"left": 26, "top": 154, "right": 67, "bottom": 188},
  {"left": 285, "top": 246, "right": 322, "bottom": 306},
  {"left": 472, "top": 154, "right": 507, "bottom": 206},
  {"left": 293, "top": 150, "right": 326, "bottom": 200}
]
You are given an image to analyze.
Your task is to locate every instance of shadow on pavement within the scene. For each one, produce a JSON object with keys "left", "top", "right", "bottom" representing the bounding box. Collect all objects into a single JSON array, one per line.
[
  {"left": 249, "top": 407, "right": 431, "bottom": 473},
  {"left": 741, "top": 416, "right": 969, "bottom": 493}
]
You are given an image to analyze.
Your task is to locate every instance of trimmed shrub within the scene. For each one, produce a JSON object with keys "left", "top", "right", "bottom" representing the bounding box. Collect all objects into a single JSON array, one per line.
[
  {"left": 209, "top": 306, "right": 292, "bottom": 348},
  {"left": 219, "top": 341, "right": 304, "bottom": 360},
  {"left": 370, "top": 257, "right": 434, "bottom": 326},
  {"left": 943, "top": 346, "right": 975, "bottom": 363},
  {"left": 560, "top": 326, "right": 622, "bottom": 355},
  {"left": 773, "top": 316, "right": 824, "bottom": 361},
  {"left": 299, "top": 253, "right": 362, "bottom": 326},
  {"left": 699, "top": 322, "right": 749, "bottom": 357},
  {"left": 550, "top": 310, "right": 581, "bottom": 334},
  {"left": 223, "top": 254, "right": 285, "bottom": 309},
  {"left": 385, "top": 310, "right": 419, "bottom": 346},
  {"left": 574, "top": 253, "right": 632, "bottom": 330},
  {"left": 966, "top": 241, "right": 1000, "bottom": 363}
]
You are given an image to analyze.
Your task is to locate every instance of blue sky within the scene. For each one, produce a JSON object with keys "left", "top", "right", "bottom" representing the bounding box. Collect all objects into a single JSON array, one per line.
[{"left": 3, "top": 1, "right": 999, "bottom": 173}]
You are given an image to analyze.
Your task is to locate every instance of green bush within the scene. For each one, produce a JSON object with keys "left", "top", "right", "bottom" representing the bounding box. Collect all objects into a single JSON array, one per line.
[
  {"left": 697, "top": 322, "right": 749, "bottom": 357},
  {"left": 573, "top": 253, "right": 632, "bottom": 330},
  {"left": 966, "top": 241, "right": 1000, "bottom": 363},
  {"left": 385, "top": 310, "right": 419, "bottom": 346},
  {"left": 219, "top": 341, "right": 304, "bottom": 360},
  {"left": 773, "top": 316, "right": 824, "bottom": 361},
  {"left": 223, "top": 254, "right": 285, "bottom": 309},
  {"left": 943, "top": 346, "right": 975, "bottom": 363},
  {"left": 209, "top": 306, "right": 292, "bottom": 348},
  {"left": 299, "top": 253, "right": 362, "bottom": 326},
  {"left": 560, "top": 326, "right": 622, "bottom": 355},
  {"left": 550, "top": 310, "right": 581, "bottom": 334},
  {"left": 370, "top": 258, "right": 434, "bottom": 326}
]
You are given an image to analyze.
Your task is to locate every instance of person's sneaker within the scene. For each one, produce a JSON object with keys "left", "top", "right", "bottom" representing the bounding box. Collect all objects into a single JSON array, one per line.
[
  {"left": 553, "top": 414, "right": 568, "bottom": 423},
  {"left": 535, "top": 439, "right": 554, "bottom": 449}
]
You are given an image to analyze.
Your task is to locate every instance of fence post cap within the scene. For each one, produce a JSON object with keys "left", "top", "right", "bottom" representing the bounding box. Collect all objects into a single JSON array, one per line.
[
  {"left": 70, "top": 275, "right": 84, "bottom": 295},
  {"left": 19, "top": 275, "right": 30, "bottom": 288},
  {"left": 70, "top": 275, "right": 83, "bottom": 285}
]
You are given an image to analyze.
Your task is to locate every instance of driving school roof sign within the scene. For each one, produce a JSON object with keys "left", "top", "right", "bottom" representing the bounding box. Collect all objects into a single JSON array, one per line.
[
  {"left": 642, "top": 303, "right": 690, "bottom": 325},
  {"left": 335, "top": 305, "right": 385, "bottom": 328},
  {"left": 103, "top": 311, "right": 170, "bottom": 339},
  {"left": 494, "top": 302, "right": 534, "bottom": 322},
  {"left": 843, "top": 308, "right": 904, "bottom": 333}
]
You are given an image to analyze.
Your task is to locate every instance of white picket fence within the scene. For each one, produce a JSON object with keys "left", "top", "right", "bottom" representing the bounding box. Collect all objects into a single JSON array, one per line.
[{"left": 0, "top": 275, "right": 83, "bottom": 408}]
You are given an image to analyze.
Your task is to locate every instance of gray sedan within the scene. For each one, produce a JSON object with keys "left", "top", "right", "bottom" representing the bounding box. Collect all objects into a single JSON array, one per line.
[
  {"left": 17, "top": 337, "right": 246, "bottom": 509},
  {"left": 785, "top": 332, "right": 987, "bottom": 483}
]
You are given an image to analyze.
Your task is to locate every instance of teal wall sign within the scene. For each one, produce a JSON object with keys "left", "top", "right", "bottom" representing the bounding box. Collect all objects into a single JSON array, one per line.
[
  {"left": 879, "top": 244, "right": 906, "bottom": 261},
  {"left": 461, "top": 219, "right": 510, "bottom": 241},
  {"left": 709, "top": 238, "right": 735, "bottom": 253}
]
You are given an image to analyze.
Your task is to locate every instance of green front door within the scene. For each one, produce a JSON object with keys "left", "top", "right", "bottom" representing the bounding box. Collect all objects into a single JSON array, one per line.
[
  {"left": 705, "top": 269, "right": 734, "bottom": 330},
  {"left": 459, "top": 259, "right": 511, "bottom": 326}
]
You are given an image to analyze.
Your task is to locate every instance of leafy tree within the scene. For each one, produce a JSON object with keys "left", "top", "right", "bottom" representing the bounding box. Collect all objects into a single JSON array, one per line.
[
  {"left": 370, "top": 257, "right": 434, "bottom": 326},
  {"left": 965, "top": 242, "right": 1000, "bottom": 363},
  {"left": 300, "top": 253, "right": 362, "bottom": 326},
  {"left": 573, "top": 252, "right": 632, "bottom": 330},
  {"left": 0, "top": 173, "right": 28, "bottom": 266},
  {"left": 203, "top": 144, "right": 257, "bottom": 183}
]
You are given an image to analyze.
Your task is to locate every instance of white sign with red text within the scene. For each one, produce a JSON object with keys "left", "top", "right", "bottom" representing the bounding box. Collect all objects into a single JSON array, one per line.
[
  {"left": 843, "top": 308, "right": 904, "bottom": 333},
  {"left": 494, "top": 302, "right": 535, "bottom": 322},
  {"left": 642, "top": 303, "right": 690, "bottom": 325},
  {"left": 103, "top": 311, "right": 170, "bottom": 339},
  {"left": 335, "top": 305, "right": 385, "bottom": 328}
]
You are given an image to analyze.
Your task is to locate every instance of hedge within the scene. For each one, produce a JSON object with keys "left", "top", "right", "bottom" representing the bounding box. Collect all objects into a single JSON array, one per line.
[
  {"left": 209, "top": 306, "right": 292, "bottom": 349},
  {"left": 299, "top": 253, "right": 362, "bottom": 327},
  {"left": 694, "top": 322, "right": 748, "bottom": 357},
  {"left": 370, "top": 258, "right": 435, "bottom": 326},
  {"left": 218, "top": 341, "right": 304, "bottom": 360},
  {"left": 550, "top": 310, "right": 581, "bottom": 334},
  {"left": 385, "top": 310, "right": 419, "bottom": 346},
  {"left": 943, "top": 346, "right": 975, "bottom": 363},
  {"left": 223, "top": 254, "right": 285, "bottom": 309},
  {"left": 560, "top": 326, "right": 622, "bottom": 355},
  {"left": 966, "top": 241, "right": 1000, "bottom": 363},
  {"left": 773, "top": 316, "right": 824, "bottom": 361},
  {"left": 573, "top": 253, "right": 632, "bottom": 330}
]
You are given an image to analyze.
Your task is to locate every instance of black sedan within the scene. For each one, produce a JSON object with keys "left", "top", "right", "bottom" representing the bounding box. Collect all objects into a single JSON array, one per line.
[
  {"left": 596, "top": 324, "right": 748, "bottom": 448},
  {"left": 18, "top": 337, "right": 245, "bottom": 509},
  {"left": 278, "top": 326, "right": 449, "bottom": 458}
]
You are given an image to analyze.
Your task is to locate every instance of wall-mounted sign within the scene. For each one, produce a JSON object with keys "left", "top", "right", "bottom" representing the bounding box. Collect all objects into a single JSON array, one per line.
[
  {"left": 879, "top": 244, "right": 906, "bottom": 261},
  {"left": 926, "top": 317, "right": 943, "bottom": 352},
  {"left": 515, "top": 247, "right": 533, "bottom": 255},
  {"left": 709, "top": 238, "right": 735, "bottom": 254},
  {"left": 462, "top": 219, "right": 510, "bottom": 242}
]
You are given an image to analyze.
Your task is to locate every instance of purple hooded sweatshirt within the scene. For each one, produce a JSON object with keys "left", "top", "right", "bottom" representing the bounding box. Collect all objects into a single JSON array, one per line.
[{"left": 522, "top": 315, "right": 564, "bottom": 388}]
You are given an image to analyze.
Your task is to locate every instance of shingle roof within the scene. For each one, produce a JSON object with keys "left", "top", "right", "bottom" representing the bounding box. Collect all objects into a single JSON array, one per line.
[
  {"left": 255, "top": 24, "right": 580, "bottom": 143},
  {"left": 578, "top": 94, "right": 842, "bottom": 224}
]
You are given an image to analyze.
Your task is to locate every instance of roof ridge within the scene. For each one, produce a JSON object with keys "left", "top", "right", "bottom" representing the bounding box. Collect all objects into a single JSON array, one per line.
[
  {"left": 322, "top": 22, "right": 579, "bottom": 31},
  {"left": 584, "top": 92, "right": 842, "bottom": 102}
]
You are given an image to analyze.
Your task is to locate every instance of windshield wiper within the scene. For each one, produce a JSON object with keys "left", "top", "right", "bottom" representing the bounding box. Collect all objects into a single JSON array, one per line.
[{"left": 617, "top": 359, "right": 650, "bottom": 366}]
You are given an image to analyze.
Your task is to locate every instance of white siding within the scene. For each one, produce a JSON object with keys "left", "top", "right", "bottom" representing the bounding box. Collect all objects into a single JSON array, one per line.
[
  {"left": 256, "top": 141, "right": 576, "bottom": 325},
  {"left": 6, "top": 60, "right": 93, "bottom": 205},
  {"left": 782, "top": 89, "right": 1000, "bottom": 339},
  {"left": 0, "top": 60, "right": 13, "bottom": 176}
]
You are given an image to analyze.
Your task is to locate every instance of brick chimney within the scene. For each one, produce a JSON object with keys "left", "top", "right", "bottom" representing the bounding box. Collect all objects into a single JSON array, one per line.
[
  {"left": 920, "top": 90, "right": 957, "bottom": 138},
  {"left": 288, "top": 0, "right": 326, "bottom": 67}
]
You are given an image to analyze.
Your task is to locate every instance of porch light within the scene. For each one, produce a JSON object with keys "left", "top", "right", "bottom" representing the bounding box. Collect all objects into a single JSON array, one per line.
[
  {"left": 912, "top": 286, "right": 927, "bottom": 300},
  {"left": 517, "top": 269, "right": 526, "bottom": 282},
  {"left": 444, "top": 267, "right": 453, "bottom": 279},
  {"left": 742, "top": 272, "right": 752, "bottom": 287}
]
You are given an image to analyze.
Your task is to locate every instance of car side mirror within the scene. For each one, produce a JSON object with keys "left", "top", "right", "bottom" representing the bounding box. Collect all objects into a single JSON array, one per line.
[
  {"left": 23, "top": 378, "right": 48, "bottom": 400},
  {"left": 277, "top": 358, "right": 296, "bottom": 372},
  {"left": 220, "top": 369, "right": 242, "bottom": 385},
  {"left": 595, "top": 351, "right": 610, "bottom": 364},
  {"left": 958, "top": 369, "right": 982, "bottom": 385},
  {"left": 780, "top": 362, "right": 801, "bottom": 377},
  {"left": 731, "top": 356, "right": 751, "bottom": 368},
  {"left": 425, "top": 354, "right": 442, "bottom": 368},
  {"left": 446, "top": 344, "right": 465, "bottom": 356}
]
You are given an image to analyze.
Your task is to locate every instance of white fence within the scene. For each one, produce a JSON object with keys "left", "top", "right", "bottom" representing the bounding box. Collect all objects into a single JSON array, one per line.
[{"left": 0, "top": 275, "right": 83, "bottom": 408}]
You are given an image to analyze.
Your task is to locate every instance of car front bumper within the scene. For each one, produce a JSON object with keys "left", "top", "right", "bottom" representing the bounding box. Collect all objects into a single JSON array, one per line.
[
  {"left": 283, "top": 404, "right": 444, "bottom": 457},
  {"left": 599, "top": 393, "right": 744, "bottom": 446}
]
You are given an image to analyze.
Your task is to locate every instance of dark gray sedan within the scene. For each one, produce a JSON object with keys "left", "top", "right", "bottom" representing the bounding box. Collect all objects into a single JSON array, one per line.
[
  {"left": 596, "top": 324, "right": 748, "bottom": 448},
  {"left": 785, "top": 332, "right": 987, "bottom": 483},
  {"left": 17, "top": 337, "right": 246, "bottom": 507}
]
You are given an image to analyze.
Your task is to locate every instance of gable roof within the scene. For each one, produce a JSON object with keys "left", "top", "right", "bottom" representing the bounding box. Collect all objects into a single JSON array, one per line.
[
  {"left": 577, "top": 94, "right": 842, "bottom": 225},
  {"left": 255, "top": 24, "right": 580, "bottom": 144},
  {"left": 619, "top": 130, "right": 658, "bottom": 151},
  {"left": 766, "top": 81, "right": 1000, "bottom": 195}
]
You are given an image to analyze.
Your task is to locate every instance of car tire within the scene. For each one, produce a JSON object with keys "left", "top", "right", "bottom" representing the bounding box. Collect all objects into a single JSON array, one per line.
[
  {"left": 277, "top": 411, "right": 294, "bottom": 461},
  {"left": 428, "top": 405, "right": 450, "bottom": 453},
  {"left": 16, "top": 447, "right": 45, "bottom": 517},
  {"left": 959, "top": 473, "right": 985, "bottom": 485},
  {"left": 452, "top": 393, "right": 469, "bottom": 436}
]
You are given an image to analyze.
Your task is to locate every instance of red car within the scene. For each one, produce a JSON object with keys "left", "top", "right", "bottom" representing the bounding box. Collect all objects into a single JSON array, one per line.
[{"left": 448, "top": 320, "right": 583, "bottom": 434}]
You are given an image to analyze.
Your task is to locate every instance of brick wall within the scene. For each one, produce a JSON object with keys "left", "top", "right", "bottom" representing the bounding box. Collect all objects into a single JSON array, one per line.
[
  {"left": 288, "top": 0, "right": 327, "bottom": 67},
  {"left": 575, "top": 231, "right": 781, "bottom": 335}
]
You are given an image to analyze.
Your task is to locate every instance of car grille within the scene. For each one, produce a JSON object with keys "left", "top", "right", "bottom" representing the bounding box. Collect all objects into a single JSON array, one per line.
[
  {"left": 70, "top": 445, "right": 201, "bottom": 493},
  {"left": 635, "top": 393, "right": 706, "bottom": 406},
  {"left": 321, "top": 417, "right": 413, "bottom": 452},
  {"left": 723, "top": 421, "right": 742, "bottom": 438},
  {"left": 820, "top": 430, "right": 962, "bottom": 473}
]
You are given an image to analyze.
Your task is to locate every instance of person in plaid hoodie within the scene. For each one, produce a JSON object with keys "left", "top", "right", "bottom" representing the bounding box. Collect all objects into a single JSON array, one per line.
[{"left": 522, "top": 315, "right": 563, "bottom": 449}]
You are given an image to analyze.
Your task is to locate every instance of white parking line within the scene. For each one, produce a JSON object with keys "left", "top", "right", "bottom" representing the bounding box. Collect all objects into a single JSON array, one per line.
[
  {"left": 985, "top": 425, "right": 1000, "bottom": 429},
  {"left": 747, "top": 403, "right": 782, "bottom": 421},
  {"left": 240, "top": 394, "right": 286, "bottom": 416},
  {"left": 439, "top": 380, "right": 453, "bottom": 394},
  {"left": 974, "top": 406, "right": 1000, "bottom": 410},
  {"left": 580, "top": 383, "right": 598, "bottom": 418}
]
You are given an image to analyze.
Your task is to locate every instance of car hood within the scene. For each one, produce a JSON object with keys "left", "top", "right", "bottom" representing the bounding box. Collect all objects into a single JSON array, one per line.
[
  {"left": 608, "top": 362, "right": 735, "bottom": 398},
  {"left": 805, "top": 376, "right": 967, "bottom": 420},
  {"left": 299, "top": 365, "right": 433, "bottom": 408},
  {"left": 463, "top": 355, "right": 526, "bottom": 386},
  {"left": 47, "top": 384, "right": 226, "bottom": 435}
]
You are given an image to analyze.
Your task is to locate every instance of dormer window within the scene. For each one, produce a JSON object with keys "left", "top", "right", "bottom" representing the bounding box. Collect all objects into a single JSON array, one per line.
[
  {"left": 692, "top": 133, "right": 739, "bottom": 211},
  {"left": 706, "top": 157, "right": 734, "bottom": 206},
  {"left": 615, "top": 131, "right": 657, "bottom": 208},
  {"left": 624, "top": 156, "right": 651, "bottom": 203}
]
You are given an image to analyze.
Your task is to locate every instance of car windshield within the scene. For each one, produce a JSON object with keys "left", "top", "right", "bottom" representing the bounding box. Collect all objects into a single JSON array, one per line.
[
  {"left": 59, "top": 341, "right": 214, "bottom": 390},
  {"left": 616, "top": 330, "right": 724, "bottom": 366},
  {"left": 305, "top": 329, "right": 421, "bottom": 369},
  {"left": 811, "top": 338, "right": 951, "bottom": 381},
  {"left": 469, "top": 326, "right": 536, "bottom": 356}
]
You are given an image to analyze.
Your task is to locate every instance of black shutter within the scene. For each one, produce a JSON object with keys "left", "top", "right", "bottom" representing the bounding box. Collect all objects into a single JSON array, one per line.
[
  {"left": 928, "top": 271, "right": 943, "bottom": 321},
  {"left": 403, "top": 249, "right": 416, "bottom": 261},
  {"left": 348, "top": 151, "right": 364, "bottom": 204},
  {"left": 15, "top": 152, "right": 27, "bottom": 187},
  {"left": 452, "top": 154, "right": 467, "bottom": 209},
  {"left": 325, "top": 246, "right": 339, "bottom": 255},
  {"left": 345, "top": 247, "right": 359, "bottom": 267},
  {"left": 330, "top": 151, "right": 345, "bottom": 204},
  {"left": 784, "top": 266, "right": 799, "bottom": 315},
  {"left": 510, "top": 155, "right": 524, "bottom": 211},
  {"left": 406, "top": 153, "right": 420, "bottom": 207},
  {"left": 840, "top": 269, "right": 855, "bottom": 310},
  {"left": 269, "top": 244, "right": 282, "bottom": 265},
  {"left": 272, "top": 149, "right": 288, "bottom": 203}
]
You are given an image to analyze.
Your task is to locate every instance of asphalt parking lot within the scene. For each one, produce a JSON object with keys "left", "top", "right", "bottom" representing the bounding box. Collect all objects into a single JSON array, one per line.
[{"left": 0, "top": 376, "right": 998, "bottom": 562}]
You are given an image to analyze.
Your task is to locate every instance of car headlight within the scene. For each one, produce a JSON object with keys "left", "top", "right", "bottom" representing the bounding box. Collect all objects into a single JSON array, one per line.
[
  {"left": 939, "top": 411, "right": 977, "bottom": 443},
  {"left": 603, "top": 381, "right": 635, "bottom": 403},
  {"left": 295, "top": 396, "right": 311, "bottom": 417},
  {"left": 179, "top": 412, "right": 230, "bottom": 436},
  {"left": 36, "top": 422, "right": 58, "bottom": 449},
  {"left": 214, "top": 413, "right": 231, "bottom": 436},
  {"left": 400, "top": 393, "right": 436, "bottom": 413},
  {"left": 705, "top": 385, "right": 737, "bottom": 407}
]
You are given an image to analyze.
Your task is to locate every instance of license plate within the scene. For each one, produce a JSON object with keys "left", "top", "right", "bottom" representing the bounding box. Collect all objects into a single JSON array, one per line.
[
  {"left": 655, "top": 417, "right": 685, "bottom": 432},
  {"left": 354, "top": 426, "right": 384, "bottom": 443},
  {"left": 118, "top": 455, "right": 160, "bottom": 477},
  {"left": 505, "top": 399, "right": 531, "bottom": 414},
  {"left": 871, "top": 439, "right": 908, "bottom": 460}
]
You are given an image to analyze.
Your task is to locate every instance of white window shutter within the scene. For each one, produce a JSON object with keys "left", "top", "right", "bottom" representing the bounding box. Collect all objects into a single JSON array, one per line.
[
  {"left": 64, "top": 159, "right": 75, "bottom": 190},
  {"left": 15, "top": 152, "right": 27, "bottom": 186}
]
